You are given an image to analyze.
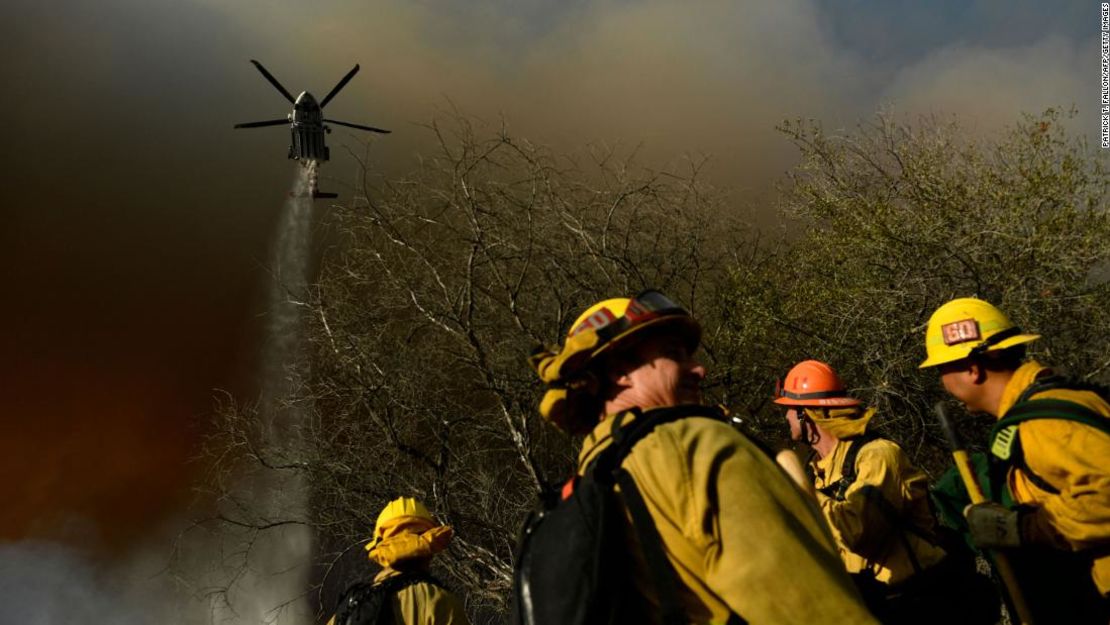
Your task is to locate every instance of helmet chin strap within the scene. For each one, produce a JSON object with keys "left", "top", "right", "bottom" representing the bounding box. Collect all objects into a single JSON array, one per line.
[{"left": 801, "top": 413, "right": 821, "bottom": 446}]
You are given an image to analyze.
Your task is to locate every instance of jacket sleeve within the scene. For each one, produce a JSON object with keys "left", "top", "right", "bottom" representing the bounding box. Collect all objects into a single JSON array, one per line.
[
  {"left": 646, "top": 420, "right": 877, "bottom": 624},
  {"left": 427, "top": 586, "right": 471, "bottom": 625},
  {"left": 819, "top": 442, "right": 905, "bottom": 558},
  {"left": 1019, "top": 419, "right": 1110, "bottom": 551}
]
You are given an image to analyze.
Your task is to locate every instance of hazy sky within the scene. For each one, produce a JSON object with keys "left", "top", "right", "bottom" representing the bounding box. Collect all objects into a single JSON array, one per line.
[{"left": 0, "top": 0, "right": 1099, "bottom": 553}]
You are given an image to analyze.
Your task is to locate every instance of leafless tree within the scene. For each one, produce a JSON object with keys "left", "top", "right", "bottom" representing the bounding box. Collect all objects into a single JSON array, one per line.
[
  {"left": 198, "top": 108, "right": 1108, "bottom": 625},
  {"left": 202, "top": 112, "right": 745, "bottom": 623}
]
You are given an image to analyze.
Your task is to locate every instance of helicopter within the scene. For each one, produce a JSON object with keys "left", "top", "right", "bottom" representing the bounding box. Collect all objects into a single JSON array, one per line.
[{"left": 234, "top": 60, "right": 390, "bottom": 199}]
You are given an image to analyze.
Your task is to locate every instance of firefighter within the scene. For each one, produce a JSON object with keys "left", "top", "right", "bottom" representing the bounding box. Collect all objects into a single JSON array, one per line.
[
  {"left": 921, "top": 297, "right": 1110, "bottom": 623},
  {"left": 525, "top": 291, "right": 877, "bottom": 624},
  {"left": 775, "top": 360, "right": 996, "bottom": 624},
  {"left": 329, "top": 497, "right": 470, "bottom": 625}
]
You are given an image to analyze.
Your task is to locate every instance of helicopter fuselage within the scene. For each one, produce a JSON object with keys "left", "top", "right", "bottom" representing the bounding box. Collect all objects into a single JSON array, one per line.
[{"left": 289, "top": 92, "right": 329, "bottom": 162}]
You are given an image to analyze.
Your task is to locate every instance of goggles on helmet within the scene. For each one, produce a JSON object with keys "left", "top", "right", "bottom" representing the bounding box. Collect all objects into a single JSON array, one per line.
[{"left": 569, "top": 290, "right": 689, "bottom": 345}]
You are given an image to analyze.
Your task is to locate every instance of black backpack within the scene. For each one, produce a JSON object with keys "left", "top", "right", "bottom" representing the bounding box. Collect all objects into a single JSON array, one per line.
[
  {"left": 334, "top": 572, "right": 443, "bottom": 625},
  {"left": 511, "top": 405, "right": 745, "bottom": 625}
]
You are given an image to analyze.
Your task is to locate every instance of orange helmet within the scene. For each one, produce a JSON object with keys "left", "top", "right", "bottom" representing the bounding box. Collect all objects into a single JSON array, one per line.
[{"left": 773, "top": 360, "right": 861, "bottom": 407}]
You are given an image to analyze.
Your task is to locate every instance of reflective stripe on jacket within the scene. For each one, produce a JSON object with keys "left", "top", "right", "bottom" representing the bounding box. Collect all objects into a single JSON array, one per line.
[
  {"left": 578, "top": 407, "right": 878, "bottom": 625},
  {"left": 998, "top": 361, "right": 1110, "bottom": 595},
  {"left": 813, "top": 437, "right": 947, "bottom": 585}
]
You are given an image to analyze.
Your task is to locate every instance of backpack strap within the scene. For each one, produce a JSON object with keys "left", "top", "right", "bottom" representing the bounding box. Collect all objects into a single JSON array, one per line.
[
  {"left": 816, "top": 432, "right": 877, "bottom": 502},
  {"left": 816, "top": 433, "right": 943, "bottom": 574},
  {"left": 989, "top": 393, "right": 1110, "bottom": 496},
  {"left": 998, "top": 399, "right": 1110, "bottom": 433},
  {"left": 593, "top": 404, "right": 747, "bottom": 625},
  {"left": 990, "top": 375, "right": 1110, "bottom": 495},
  {"left": 334, "top": 582, "right": 376, "bottom": 625},
  {"left": 592, "top": 404, "right": 729, "bottom": 481},
  {"left": 614, "top": 468, "right": 690, "bottom": 625},
  {"left": 333, "top": 572, "right": 437, "bottom": 625},
  {"left": 336, "top": 572, "right": 444, "bottom": 625},
  {"left": 1012, "top": 374, "right": 1110, "bottom": 406}
]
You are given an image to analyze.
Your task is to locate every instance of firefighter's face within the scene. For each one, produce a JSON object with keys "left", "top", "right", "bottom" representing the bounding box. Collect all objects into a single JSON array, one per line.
[{"left": 615, "top": 334, "right": 706, "bottom": 408}]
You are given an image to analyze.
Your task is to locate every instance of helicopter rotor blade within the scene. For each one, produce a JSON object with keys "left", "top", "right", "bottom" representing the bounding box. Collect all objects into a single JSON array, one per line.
[
  {"left": 324, "top": 119, "right": 391, "bottom": 134},
  {"left": 234, "top": 119, "right": 289, "bottom": 129},
  {"left": 249, "top": 60, "right": 296, "bottom": 104},
  {"left": 319, "top": 64, "right": 360, "bottom": 109}
]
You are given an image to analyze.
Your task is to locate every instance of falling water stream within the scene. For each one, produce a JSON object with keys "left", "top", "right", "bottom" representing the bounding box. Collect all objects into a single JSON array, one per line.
[
  {"left": 236, "top": 163, "right": 319, "bottom": 625},
  {"left": 182, "top": 163, "right": 320, "bottom": 625}
]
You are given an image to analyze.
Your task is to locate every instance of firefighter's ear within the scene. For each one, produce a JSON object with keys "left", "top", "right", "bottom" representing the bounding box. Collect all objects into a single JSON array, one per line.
[
  {"left": 806, "top": 420, "right": 823, "bottom": 446},
  {"left": 606, "top": 368, "right": 636, "bottom": 395},
  {"left": 968, "top": 360, "right": 988, "bottom": 385}
]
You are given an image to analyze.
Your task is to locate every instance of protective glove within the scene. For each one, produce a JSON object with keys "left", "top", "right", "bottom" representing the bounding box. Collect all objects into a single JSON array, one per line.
[{"left": 964, "top": 502, "right": 1022, "bottom": 548}]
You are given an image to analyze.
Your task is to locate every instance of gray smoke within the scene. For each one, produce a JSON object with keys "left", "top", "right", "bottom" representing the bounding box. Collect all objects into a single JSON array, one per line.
[
  {"left": 0, "top": 542, "right": 148, "bottom": 625},
  {"left": 0, "top": 166, "right": 320, "bottom": 625}
]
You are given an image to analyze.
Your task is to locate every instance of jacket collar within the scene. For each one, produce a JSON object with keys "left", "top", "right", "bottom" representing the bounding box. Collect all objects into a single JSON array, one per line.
[
  {"left": 577, "top": 404, "right": 715, "bottom": 472},
  {"left": 578, "top": 408, "right": 639, "bottom": 472},
  {"left": 997, "top": 360, "right": 1050, "bottom": 418},
  {"left": 812, "top": 439, "right": 849, "bottom": 486}
]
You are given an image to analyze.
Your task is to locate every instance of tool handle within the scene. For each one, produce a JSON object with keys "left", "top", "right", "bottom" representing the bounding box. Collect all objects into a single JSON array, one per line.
[
  {"left": 951, "top": 450, "right": 986, "bottom": 504},
  {"left": 934, "top": 401, "right": 964, "bottom": 451},
  {"left": 934, "top": 402, "right": 1036, "bottom": 623},
  {"left": 993, "top": 552, "right": 1038, "bottom": 625}
]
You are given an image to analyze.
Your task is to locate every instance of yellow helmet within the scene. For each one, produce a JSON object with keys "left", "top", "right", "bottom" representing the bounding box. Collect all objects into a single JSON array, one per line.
[
  {"left": 367, "top": 497, "right": 435, "bottom": 549},
  {"left": 529, "top": 290, "right": 700, "bottom": 432},
  {"left": 919, "top": 298, "right": 1040, "bottom": 368}
]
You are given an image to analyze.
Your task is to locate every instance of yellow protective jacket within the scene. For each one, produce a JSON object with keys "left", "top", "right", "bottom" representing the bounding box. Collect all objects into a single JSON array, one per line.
[
  {"left": 577, "top": 406, "right": 878, "bottom": 625},
  {"left": 326, "top": 569, "right": 470, "bottom": 625},
  {"left": 812, "top": 437, "right": 947, "bottom": 585},
  {"left": 997, "top": 361, "right": 1110, "bottom": 595}
]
